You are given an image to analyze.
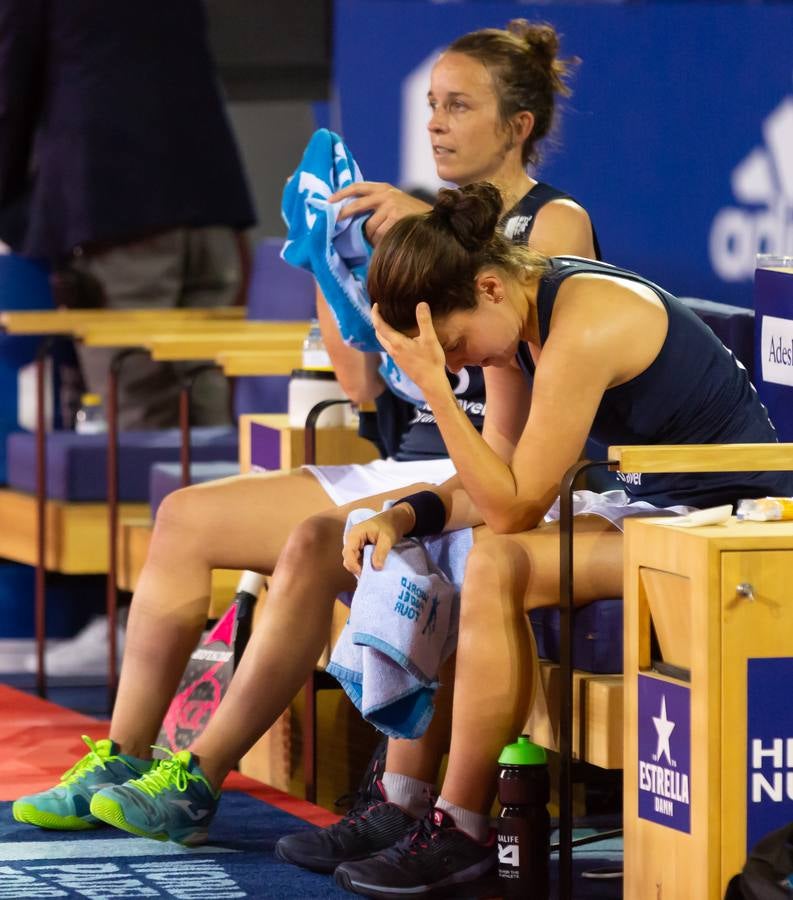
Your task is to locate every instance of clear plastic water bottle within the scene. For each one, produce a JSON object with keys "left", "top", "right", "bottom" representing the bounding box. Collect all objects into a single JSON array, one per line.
[
  {"left": 301, "top": 318, "right": 332, "bottom": 370},
  {"left": 496, "top": 735, "right": 550, "bottom": 898},
  {"left": 74, "top": 392, "right": 107, "bottom": 434}
]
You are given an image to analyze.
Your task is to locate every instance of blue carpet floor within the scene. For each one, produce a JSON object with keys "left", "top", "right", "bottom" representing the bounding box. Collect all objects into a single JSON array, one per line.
[
  {"left": 0, "top": 676, "right": 623, "bottom": 897},
  {"left": 2, "top": 791, "right": 349, "bottom": 899},
  {"left": 2, "top": 791, "right": 623, "bottom": 899}
]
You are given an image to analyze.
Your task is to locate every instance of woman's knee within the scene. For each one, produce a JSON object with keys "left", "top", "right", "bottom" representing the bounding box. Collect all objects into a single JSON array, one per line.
[
  {"left": 151, "top": 484, "right": 214, "bottom": 547},
  {"left": 459, "top": 538, "right": 530, "bottom": 625},
  {"left": 278, "top": 512, "right": 347, "bottom": 576}
]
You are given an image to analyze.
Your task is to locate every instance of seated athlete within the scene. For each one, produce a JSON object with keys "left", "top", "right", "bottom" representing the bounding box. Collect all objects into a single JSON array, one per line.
[{"left": 312, "top": 181, "right": 793, "bottom": 896}]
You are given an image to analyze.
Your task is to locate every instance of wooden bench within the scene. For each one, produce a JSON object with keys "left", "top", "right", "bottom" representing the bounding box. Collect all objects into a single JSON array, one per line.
[{"left": 0, "top": 309, "right": 311, "bottom": 696}]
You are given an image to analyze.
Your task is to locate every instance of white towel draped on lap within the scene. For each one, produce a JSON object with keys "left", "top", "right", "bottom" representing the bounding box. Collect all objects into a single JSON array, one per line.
[{"left": 327, "top": 507, "right": 473, "bottom": 740}]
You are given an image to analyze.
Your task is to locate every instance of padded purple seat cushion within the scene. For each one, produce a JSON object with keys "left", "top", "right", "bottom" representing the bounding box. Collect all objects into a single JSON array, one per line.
[
  {"left": 6, "top": 427, "right": 238, "bottom": 502},
  {"left": 149, "top": 460, "right": 240, "bottom": 518},
  {"left": 528, "top": 598, "right": 623, "bottom": 674}
]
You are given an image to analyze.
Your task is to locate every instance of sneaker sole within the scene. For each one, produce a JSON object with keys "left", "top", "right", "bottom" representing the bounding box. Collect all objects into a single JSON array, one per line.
[
  {"left": 89, "top": 794, "right": 208, "bottom": 846},
  {"left": 12, "top": 802, "right": 98, "bottom": 831},
  {"left": 334, "top": 854, "right": 496, "bottom": 898},
  {"left": 274, "top": 839, "right": 374, "bottom": 874}
]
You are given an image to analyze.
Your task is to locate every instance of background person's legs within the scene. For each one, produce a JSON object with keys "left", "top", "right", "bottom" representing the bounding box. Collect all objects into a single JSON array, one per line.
[
  {"left": 172, "top": 227, "right": 245, "bottom": 426},
  {"left": 71, "top": 226, "right": 242, "bottom": 429}
]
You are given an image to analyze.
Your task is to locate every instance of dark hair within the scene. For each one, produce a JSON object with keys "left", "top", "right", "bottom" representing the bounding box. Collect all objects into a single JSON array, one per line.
[
  {"left": 447, "top": 20, "right": 578, "bottom": 166},
  {"left": 368, "top": 182, "right": 548, "bottom": 333}
]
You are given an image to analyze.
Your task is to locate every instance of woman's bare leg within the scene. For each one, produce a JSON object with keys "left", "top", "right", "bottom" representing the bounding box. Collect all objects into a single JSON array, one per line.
[
  {"left": 115, "top": 474, "right": 442, "bottom": 786},
  {"left": 383, "top": 522, "right": 507, "bottom": 786},
  {"left": 110, "top": 469, "right": 332, "bottom": 757},
  {"left": 385, "top": 654, "right": 455, "bottom": 784},
  {"left": 190, "top": 510, "right": 356, "bottom": 787},
  {"left": 440, "top": 517, "right": 623, "bottom": 813}
]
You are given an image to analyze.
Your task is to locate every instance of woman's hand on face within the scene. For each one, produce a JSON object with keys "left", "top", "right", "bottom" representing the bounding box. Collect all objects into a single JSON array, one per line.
[
  {"left": 342, "top": 504, "right": 416, "bottom": 576},
  {"left": 372, "top": 302, "right": 450, "bottom": 400},
  {"left": 329, "top": 182, "right": 432, "bottom": 246}
]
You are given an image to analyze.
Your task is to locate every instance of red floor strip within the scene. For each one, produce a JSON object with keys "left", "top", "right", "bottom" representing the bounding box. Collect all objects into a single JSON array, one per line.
[{"left": 0, "top": 684, "right": 338, "bottom": 827}]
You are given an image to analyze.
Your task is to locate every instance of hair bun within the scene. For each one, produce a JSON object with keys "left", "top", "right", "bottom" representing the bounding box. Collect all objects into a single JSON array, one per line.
[
  {"left": 431, "top": 183, "right": 502, "bottom": 252},
  {"left": 507, "top": 19, "right": 560, "bottom": 65}
]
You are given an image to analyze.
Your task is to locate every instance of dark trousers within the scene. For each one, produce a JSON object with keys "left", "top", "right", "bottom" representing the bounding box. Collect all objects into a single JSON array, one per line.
[{"left": 66, "top": 226, "right": 243, "bottom": 429}]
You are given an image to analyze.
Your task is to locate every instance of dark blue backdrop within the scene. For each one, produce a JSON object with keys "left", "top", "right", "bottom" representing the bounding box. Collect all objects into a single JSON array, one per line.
[{"left": 334, "top": 1, "right": 793, "bottom": 307}]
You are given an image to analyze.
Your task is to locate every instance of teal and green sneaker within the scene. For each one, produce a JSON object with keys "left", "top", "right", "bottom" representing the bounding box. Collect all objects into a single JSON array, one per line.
[
  {"left": 12, "top": 735, "right": 153, "bottom": 830},
  {"left": 89, "top": 748, "right": 220, "bottom": 846}
]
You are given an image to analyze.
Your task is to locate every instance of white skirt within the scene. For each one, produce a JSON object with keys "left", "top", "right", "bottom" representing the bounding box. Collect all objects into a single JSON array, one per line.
[
  {"left": 305, "top": 450, "right": 696, "bottom": 531},
  {"left": 304, "top": 457, "right": 456, "bottom": 507},
  {"left": 543, "top": 489, "right": 696, "bottom": 532}
]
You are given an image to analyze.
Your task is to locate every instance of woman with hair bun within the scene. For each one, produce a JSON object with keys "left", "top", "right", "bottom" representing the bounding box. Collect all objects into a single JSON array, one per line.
[
  {"left": 331, "top": 19, "right": 593, "bottom": 250},
  {"left": 12, "top": 20, "right": 602, "bottom": 894},
  {"left": 327, "top": 181, "right": 793, "bottom": 896}
]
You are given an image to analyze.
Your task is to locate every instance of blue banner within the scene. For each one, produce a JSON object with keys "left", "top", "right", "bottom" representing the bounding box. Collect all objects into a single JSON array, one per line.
[
  {"left": 637, "top": 675, "right": 691, "bottom": 834},
  {"left": 746, "top": 657, "right": 793, "bottom": 853},
  {"left": 335, "top": 1, "right": 793, "bottom": 307}
]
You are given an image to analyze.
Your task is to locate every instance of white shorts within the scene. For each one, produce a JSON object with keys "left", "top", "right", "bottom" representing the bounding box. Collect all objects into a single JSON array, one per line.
[
  {"left": 543, "top": 489, "right": 695, "bottom": 532},
  {"left": 304, "top": 457, "right": 456, "bottom": 507}
]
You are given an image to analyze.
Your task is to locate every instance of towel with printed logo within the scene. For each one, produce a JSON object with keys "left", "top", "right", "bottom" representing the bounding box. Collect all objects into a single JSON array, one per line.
[
  {"left": 327, "top": 507, "right": 472, "bottom": 740},
  {"left": 280, "top": 128, "right": 424, "bottom": 403}
]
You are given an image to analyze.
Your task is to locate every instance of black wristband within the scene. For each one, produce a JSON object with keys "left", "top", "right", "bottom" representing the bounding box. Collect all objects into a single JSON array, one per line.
[{"left": 394, "top": 491, "right": 447, "bottom": 537}]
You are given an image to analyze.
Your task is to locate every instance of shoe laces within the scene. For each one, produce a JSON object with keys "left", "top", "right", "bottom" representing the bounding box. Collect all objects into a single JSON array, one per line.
[
  {"left": 336, "top": 786, "right": 376, "bottom": 818},
  {"left": 337, "top": 797, "right": 378, "bottom": 830},
  {"left": 389, "top": 811, "right": 442, "bottom": 859},
  {"left": 61, "top": 735, "right": 115, "bottom": 785},
  {"left": 128, "top": 746, "right": 202, "bottom": 798}
]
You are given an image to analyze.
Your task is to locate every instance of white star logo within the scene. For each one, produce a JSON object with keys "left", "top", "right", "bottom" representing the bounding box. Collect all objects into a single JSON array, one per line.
[{"left": 653, "top": 695, "right": 676, "bottom": 766}]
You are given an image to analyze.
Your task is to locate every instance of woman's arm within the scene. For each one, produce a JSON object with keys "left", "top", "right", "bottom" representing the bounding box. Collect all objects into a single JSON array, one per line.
[
  {"left": 411, "top": 362, "right": 533, "bottom": 529},
  {"left": 374, "top": 277, "right": 665, "bottom": 534},
  {"left": 528, "top": 199, "right": 596, "bottom": 259},
  {"left": 341, "top": 369, "right": 529, "bottom": 573},
  {"left": 330, "top": 182, "right": 432, "bottom": 245},
  {"left": 315, "top": 286, "right": 385, "bottom": 404}
]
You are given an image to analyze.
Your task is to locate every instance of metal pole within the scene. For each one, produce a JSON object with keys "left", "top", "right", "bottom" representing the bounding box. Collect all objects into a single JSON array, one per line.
[
  {"left": 106, "top": 348, "right": 137, "bottom": 711},
  {"left": 34, "top": 337, "right": 56, "bottom": 698},
  {"left": 301, "top": 398, "right": 350, "bottom": 803},
  {"left": 558, "top": 459, "right": 611, "bottom": 900}
]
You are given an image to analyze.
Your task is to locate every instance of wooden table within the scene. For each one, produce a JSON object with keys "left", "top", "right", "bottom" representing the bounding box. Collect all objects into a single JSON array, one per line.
[
  {"left": 0, "top": 308, "right": 308, "bottom": 699},
  {"left": 623, "top": 514, "right": 793, "bottom": 898},
  {"left": 0, "top": 306, "right": 247, "bottom": 334}
]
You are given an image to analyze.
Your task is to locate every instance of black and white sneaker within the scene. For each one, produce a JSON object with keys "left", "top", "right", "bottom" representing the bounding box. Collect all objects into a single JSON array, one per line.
[
  {"left": 274, "top": 780, "right": 421, "bottom": 874},
  {"left": 334, "top": 807, "right": 496, "bottom": 898}
]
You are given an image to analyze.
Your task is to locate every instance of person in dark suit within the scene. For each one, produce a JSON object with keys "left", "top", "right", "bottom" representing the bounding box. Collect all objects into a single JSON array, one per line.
[{"left": 0, "top": 0, "right": 256, "bottom": 428}]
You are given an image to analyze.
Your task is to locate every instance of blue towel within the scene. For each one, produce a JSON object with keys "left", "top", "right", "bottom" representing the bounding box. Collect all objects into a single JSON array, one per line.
[
  {"left": 280, "top": 129, "right": 425, "bottom": 404},
  {"left": 327, "top": 507, "right": 473, "bottom": 739}
]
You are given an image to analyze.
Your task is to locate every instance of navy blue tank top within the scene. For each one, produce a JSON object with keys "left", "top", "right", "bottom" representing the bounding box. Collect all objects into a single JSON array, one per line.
[
  {"left": 516, "top": 257, "right": 793, "bottom": 508},
  {"left": 395, "top": 183, "right": 598, "bottom": 461}
]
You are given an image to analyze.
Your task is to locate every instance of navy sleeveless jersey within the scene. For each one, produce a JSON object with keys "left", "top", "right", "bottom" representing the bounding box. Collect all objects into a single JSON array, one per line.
[
  {"left": 396, "top": 183, "right": 598, "bottom": 461},
  {"left": 516, "top": 257, "right": 793, "bottom": 508}
]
